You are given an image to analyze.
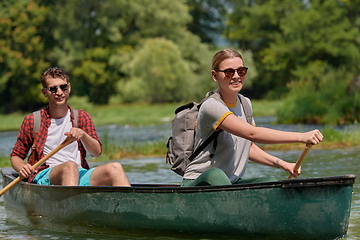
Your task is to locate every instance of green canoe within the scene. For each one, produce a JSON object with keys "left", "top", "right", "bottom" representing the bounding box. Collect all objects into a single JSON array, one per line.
[{"left": 1, "top": 168, "right": 356, "bottom": 239}]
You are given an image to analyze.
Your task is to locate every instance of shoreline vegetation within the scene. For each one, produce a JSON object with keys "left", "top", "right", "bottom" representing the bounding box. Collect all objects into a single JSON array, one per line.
[{"left": 0, "top": 100, "right": 359, "bottom": 168}]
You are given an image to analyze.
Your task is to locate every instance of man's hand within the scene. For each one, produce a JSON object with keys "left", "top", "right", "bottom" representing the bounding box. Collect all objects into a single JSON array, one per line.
[{"left": 19, "top": 163, "right": 36, "bottom": 179}]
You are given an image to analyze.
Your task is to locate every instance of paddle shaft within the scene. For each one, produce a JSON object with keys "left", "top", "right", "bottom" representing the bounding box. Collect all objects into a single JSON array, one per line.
[
  {"left": 288, "top": 143, "right": 313, "bottom": 179},
  {"left": 0, "top": 137, "right": 73, "bottom": 196}
]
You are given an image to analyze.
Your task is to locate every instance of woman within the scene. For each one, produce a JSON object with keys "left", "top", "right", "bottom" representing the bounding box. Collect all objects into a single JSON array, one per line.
[{"left": 181, "top": 49, "right": 323, "bottom": 187}]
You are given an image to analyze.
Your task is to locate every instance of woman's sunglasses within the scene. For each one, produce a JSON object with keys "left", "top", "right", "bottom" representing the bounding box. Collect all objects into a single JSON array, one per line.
[
  {"left": 43, "top": 84, "right": 69, "bottom": 94},
  {"left": 215, "top": 67, "right": 248, "bottom": 78}
]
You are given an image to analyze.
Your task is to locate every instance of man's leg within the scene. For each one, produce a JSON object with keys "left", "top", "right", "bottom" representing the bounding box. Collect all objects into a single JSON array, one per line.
[
  {"left": 90, "top": 162, "right": 131, "bottom": 187},
  {"left": 50, "top": 161, "right": 80, "bottom": 186}
]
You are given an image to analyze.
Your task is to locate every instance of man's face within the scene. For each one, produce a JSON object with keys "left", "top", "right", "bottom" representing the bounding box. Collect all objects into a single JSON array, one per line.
[{"left": 42, "top": 77, "right": 71, "bottom": 106}]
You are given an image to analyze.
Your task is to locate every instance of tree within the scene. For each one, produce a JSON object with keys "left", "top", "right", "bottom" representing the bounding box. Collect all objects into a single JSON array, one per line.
[
  {"left": 38, "top": 0, "right": 214, "bottom": 104},
  {"left": 186, "top": 0, "right": 227, "bottom": 44},
  {"left": 0, "top": 0, "right": 49, "bottom": 113},
  {"left": 118, "top": 38, "right": 194, "bottom": 103},
  {"left": 225, "top": 0, "right": 360, "bottom": 99},
  {"left": 0, "top": 0, "right": 221, "bottom": 111}
]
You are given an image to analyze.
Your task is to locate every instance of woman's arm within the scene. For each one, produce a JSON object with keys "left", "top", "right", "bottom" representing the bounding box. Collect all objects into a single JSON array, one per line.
[
  {"left": 219, "top": 114, "right": 323, "bottom": 145},
  {"left": 249, "top": 143, "right": 301, "bottom": 178}
]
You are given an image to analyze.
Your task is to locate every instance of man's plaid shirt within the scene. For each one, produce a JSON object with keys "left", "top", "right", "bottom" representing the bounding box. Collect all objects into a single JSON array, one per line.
[{"left": 10, "top": 105, "right": 102, "bottom": 182}]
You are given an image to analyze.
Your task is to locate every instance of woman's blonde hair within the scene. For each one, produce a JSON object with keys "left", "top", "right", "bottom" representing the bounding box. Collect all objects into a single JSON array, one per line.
[{"left": 212, "top": 49, "right": 244, "bottom": 70}]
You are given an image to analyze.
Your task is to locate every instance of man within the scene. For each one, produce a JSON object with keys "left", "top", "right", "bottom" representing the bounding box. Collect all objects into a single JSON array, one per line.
[{"left": 10, "top": 67, "right": 130, "bottom": 186}]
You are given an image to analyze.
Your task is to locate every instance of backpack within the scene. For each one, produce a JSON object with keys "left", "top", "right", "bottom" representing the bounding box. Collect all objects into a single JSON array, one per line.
[{"left": 165, "top": 92, "right": 253, "bottom": 176}]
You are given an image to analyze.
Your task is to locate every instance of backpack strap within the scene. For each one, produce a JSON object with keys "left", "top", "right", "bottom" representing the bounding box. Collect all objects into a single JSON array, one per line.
[
  {"left": 33, "top": 110, "right": 41, "bottom": 138},
  {"left": 189, "top": 130, "right": 221, "bottom": 161},
  {"left": 32, "top": 109, "right": 79, "bottom": 141},
  {"left": 73, "top": 109, "right": 79, "bottom": 128},
  {"left": 31, "top": 110, "right": 41, "bottom": 161},
  {"left": 206, "top": 91, "right": 253, "bottom": 124},
  {"left": 238, "top": 94, "right": 253, "bottom": 124},
  {"left": 188, "top": 92, "right": 224, "bottom": 161},
  {"left": 188, "top": 92, "right": 253, "bottom": 161}
]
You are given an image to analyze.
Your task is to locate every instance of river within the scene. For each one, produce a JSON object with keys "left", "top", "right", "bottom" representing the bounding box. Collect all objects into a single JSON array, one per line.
[{"left": 0, "top": 119, "right": 359, "bottom": 239}]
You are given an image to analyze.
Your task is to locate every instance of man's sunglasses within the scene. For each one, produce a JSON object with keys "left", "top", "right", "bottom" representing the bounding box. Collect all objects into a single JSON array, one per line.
[
  {"left": 215, "top": 67, "right": 248, "bottom": 78},
  {"left": 43, "top": 84, "right": 69, "bottom": 93}
]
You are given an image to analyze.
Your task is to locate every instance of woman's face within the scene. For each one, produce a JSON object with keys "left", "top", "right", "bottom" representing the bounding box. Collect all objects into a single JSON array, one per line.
[{"left": 212, "top": 57, "right": 246, "bottom": 95}]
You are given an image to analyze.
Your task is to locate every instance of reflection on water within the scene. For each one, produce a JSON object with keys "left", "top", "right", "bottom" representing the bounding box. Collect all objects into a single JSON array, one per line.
[{"left": 0, "top": 121, "right": 359, "bottom": 239}]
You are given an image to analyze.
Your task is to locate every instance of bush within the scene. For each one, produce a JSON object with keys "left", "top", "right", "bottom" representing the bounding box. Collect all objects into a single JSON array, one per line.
[
  {"left": 277, "top": 63, "right": 359, "bottom": 124},
  {"left": 117, "top": 38, "right": 195, "bottom": 103}
]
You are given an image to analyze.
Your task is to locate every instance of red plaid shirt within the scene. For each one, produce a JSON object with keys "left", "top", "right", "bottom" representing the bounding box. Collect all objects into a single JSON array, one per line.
[{"left": 10, "top": 105, "right": 102, "bottom": 182}]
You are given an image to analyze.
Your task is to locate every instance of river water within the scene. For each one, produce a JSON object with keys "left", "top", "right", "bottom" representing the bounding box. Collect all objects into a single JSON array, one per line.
[{"left": 0, "top": 119, "right": 359, "bottom": 239}]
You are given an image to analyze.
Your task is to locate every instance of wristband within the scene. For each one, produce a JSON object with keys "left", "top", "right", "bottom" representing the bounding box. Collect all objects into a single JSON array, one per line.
[{"left": 274, "top": 158, "right": 281, "bottom": 169}]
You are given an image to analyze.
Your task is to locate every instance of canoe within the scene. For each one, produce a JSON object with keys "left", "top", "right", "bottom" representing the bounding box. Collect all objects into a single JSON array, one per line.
[{"left": 1, "top": 168, "right": 356, "bottom": 240}]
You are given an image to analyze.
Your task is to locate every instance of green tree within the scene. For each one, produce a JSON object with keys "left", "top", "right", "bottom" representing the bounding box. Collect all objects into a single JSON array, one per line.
[
  {"left": 0, "top": 0, "right": 49, "bottom": 113},
  {"left": 277, "top": 63, "right": 360, "bottom": 124},
  {"left": 186, "top": 0, "right": 227, "bottom": 44},
  {"left": 118, "top": 38, "right": 194, "bottom": 103},
  {"left": 38, "top": 0, "right": 214, "bottom": 104},
  {"left": 0, "top": 0, "right": 223, "bottom": 111},
  {"left": 225, "top": 0, "right": 360, "bottom": 124},
  {"left": 225, "top": 0, "right": 360, "bottom": 99}
]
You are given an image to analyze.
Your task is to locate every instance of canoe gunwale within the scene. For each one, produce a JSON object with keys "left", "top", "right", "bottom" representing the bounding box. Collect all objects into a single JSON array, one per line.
[{"left": 1, "top": 168, "right": 356, "bottom": 194}]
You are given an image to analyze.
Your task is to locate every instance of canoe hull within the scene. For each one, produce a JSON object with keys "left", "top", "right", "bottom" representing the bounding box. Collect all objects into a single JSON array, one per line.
[{"left": 1, "top": 168, "right": 355, "bottom": 239}]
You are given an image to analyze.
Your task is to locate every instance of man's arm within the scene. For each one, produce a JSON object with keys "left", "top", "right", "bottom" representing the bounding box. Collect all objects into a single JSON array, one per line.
[
  {"left": 11, "top": 155, "right": 36, "bottom": 178},
  {"left": 65, "top": 128, "right": 101, "bottom": 157}
]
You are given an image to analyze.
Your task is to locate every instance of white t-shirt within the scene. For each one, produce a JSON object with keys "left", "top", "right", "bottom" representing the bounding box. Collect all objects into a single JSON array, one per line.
[
  {"left": 44, "top": 110, "right": 81, "bottom": 167},
  {"left": 183, "top": 97, "right": 255, "bottom": 183}
]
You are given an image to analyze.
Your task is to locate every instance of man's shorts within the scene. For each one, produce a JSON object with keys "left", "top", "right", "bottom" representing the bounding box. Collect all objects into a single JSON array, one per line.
[{"left": 33, "top": 167, "right": 95, "bottom": 186}]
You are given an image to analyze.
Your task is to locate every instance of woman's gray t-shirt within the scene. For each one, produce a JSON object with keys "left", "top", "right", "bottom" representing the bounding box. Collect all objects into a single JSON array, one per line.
[{"left": 183, "top": 97, "right": 255, "bottom": 183}]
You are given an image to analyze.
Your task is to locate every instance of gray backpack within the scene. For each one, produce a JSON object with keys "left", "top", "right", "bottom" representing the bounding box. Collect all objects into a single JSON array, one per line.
[{"left": 166, "top": 92, "right": 253, "bottom": 176}]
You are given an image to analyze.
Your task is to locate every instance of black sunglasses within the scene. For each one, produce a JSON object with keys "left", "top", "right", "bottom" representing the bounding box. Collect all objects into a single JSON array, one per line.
[
  {"left": 43, "top": 84, "right": 69, "bottom": 93},
  {"left": 216, "top": 67, "right": 248, "bottom": 78}
]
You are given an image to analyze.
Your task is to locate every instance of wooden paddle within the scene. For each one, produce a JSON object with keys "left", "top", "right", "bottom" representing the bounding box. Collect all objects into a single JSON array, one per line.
[
  {"left": 288, "top": 143, "right": 313, "bottom": 179},
  {"left": 0, "top": 137, "right": 74, "bottom": 196}
]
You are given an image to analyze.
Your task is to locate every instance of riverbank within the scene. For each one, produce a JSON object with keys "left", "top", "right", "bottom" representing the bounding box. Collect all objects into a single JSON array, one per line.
[
  {"left": 1, "top": 100, "right": 359, "bottom": 168},
  {"left": 1, "top": 128, "right": 359, "bottom": 168},
  {"left": 0, "top": 99, "right": 281, "bottom": 132}
]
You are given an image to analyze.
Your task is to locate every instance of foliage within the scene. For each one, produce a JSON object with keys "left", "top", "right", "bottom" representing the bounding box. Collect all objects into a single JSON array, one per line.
[
  {"left": 277, "top": 63, "right": 360, "bottom": 124},
  {"left": 0, "top": 0, "right": 49, "bottom": 113},
  {"left": 1, "top": 0, "right": 360, "bottom": 124},
  {"left": 186, "top": 0, "right": 227, "bottom": 44},
  {"left": 225, "top": 0, "right": 360, "bottom": 124},
  {"left": 120, "top": 38, "right": 192, "bottom": 103},
  {"left": 0, "top": 0, "right": 214, "bottom": 111},
  {"left": 0, "top": 156, "right": 11, "bottom": 168},
  {"left": 67, "top": 96, "right": 94, "bottom": 113},
  {"left": 225, "top": 0, "right": 360, "bottom": 99}
]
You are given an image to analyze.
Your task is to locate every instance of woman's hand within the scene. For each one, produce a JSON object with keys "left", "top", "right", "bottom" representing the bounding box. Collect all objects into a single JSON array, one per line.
[
  {"left": 279, "top": 160, "right": 301, "bottom": 178},
  {"left": 302, "top": 129, "right": 323, "bottom": 145}
]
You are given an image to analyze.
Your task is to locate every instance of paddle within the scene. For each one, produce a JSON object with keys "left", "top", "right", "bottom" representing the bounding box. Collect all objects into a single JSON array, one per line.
[
  {"left": 288, "top": 143, "right": 313, "bottom": 179},
  {"left": 0, "top": 137, "right": 74, "bottom": 196}
]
